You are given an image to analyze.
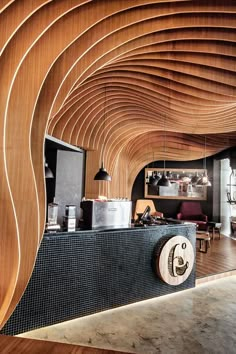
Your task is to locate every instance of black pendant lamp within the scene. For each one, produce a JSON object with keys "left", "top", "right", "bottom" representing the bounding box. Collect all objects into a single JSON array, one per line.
[
  {"left": 148, "top": 173, "right": 156, "bottom": 185},
  {"left": 94, "top": 162, "right": 111, "bottom": 181},
  {"left": 191, "top": 172, "right": 199, "bottom": 185},
  {"left": 148, "top": 151, "right": 161, "bottom": 186},
  {"left": 45, "top": 161, "right": 54, "bottom": 178},
  {"left": 149, "top": 172, "right": 161, "bottom": 186},
  {"left": 158, "top": 172, "right": 171, "bottom": 187},
  {"left": 196, "top": 170, "right": 211, "bottom": 186},
  {"left": 196, "top": 136, "right": 211, "bottom": 187},
  {"left": 157, "top": 117, "right": 171, "bottom": 187},
  {"left": 94, "top": 86, "right": 112, "bottom": 181}
]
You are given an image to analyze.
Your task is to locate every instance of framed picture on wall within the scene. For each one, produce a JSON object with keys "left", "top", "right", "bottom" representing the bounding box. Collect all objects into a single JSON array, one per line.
[{"left": 144, "top": 168, "right": 207, "bottom": 200}]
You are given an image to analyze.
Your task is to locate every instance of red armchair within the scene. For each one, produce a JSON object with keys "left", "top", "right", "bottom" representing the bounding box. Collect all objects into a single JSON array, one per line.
[{"left": 176, "top": 202, "right": 208, "bottom": 230}]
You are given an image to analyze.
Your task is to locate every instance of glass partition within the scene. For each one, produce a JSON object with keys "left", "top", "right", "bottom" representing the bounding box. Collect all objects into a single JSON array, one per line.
[{"left": 145, "top": 168, "right": 207, "bottom": 200}]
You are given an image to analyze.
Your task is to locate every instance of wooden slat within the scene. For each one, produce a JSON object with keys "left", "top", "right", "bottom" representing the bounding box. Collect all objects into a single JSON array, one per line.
[
  {"left": 0, "top": 335, "right": 127, "bottom": 354},
  {"left": 0, "top": 0, "right": 94, "bottom": 328},
  {"left": 1, "top": 0, "right": 236, "bottom": 330}
]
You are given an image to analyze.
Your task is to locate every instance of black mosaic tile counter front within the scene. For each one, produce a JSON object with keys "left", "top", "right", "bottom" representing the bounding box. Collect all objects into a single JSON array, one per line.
[{"left": 1, "top": 224, "right": 196, "bottom": 335}]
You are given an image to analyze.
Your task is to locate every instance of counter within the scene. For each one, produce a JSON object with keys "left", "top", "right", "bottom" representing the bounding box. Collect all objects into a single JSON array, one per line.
[{"left": 1, "top": 223, "right": 196, "bottom": 335}]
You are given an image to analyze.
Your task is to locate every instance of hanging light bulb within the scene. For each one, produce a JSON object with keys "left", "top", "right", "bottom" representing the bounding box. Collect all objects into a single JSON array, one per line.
[
  {"left": 94, "top": 86, "right": 112, "bottom": 181},
  {"left": 157, "top": 117, "right": 171, "bottom": 187},
  {"left": 196, "top": 136, "right": 211, "bottom": 187}
]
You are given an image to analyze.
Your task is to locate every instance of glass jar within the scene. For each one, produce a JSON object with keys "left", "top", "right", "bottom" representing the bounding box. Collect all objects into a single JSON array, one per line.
[{"left": 48, "top": 202, "right": 58, "bottom": 225}]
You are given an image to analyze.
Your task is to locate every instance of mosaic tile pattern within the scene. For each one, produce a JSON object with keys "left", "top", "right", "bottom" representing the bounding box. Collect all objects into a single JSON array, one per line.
[{"left": 1, "top": 225, "right": 195, "bottom": 335}]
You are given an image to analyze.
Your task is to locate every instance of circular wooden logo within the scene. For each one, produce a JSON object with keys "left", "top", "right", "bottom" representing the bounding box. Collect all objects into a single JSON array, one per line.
[{"left": 156, "top": 236, "right": 194, "bottom": 286}]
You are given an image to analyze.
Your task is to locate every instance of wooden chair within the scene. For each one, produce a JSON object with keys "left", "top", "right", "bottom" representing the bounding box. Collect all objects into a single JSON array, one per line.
[{"left": 134, "top": 199, "right": 163, "bottom": 220}]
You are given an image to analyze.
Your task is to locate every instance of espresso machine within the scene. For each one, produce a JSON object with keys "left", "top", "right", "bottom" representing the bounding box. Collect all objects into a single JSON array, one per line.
[{"left": 80, "top": 199, "right": 132, "bottom": 229}]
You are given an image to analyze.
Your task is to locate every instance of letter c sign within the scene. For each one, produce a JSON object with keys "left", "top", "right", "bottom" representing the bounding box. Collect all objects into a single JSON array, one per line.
[{"left": 155, "top": 236, "right": 194, "bottom": 285}]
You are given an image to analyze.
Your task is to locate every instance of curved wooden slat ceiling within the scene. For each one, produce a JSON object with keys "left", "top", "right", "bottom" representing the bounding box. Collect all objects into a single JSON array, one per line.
[{"left": 0, "top": 0, "right": 235, "bottom": 328}]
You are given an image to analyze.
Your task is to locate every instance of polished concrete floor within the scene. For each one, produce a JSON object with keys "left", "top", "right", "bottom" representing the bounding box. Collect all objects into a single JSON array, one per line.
[{"left": 18, "top": 276, "right": 236, "bottom": 354}]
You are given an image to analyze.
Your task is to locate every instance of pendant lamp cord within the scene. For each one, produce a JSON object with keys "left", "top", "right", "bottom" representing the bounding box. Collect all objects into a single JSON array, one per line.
[
  {"left": 164, "top": 116, "right": 166, "bottom": 171},
  {"left": 102, "top": 86, "right": 106, "bottom": 167},
  {"left": 204, "top": 135, "right": 206, "bottom": 171}
]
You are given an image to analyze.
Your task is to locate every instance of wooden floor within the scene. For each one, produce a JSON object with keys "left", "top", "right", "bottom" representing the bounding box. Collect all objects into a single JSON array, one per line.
[
  {"left": 0, "top": 335, "right": 128, "bottom": 354},
  {"left": 196, "top": 233, "right": 236, "bottom": 278}
]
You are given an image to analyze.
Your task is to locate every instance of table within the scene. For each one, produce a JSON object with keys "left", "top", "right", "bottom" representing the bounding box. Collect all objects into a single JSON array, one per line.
[
  {"left": 208, "top": 221, "right": 222, "bottom": 240},
  {"left": 196, "top": 231, "right": 211, "bottom": 253}
]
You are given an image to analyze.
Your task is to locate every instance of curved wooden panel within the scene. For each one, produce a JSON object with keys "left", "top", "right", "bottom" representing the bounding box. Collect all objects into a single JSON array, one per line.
[
  {"left": 0, "top": 0, "right": 236, "bottom": 329},
  {"left": 0, "top": 0, "right": 52, "bottom": 53},
  {"left": 0, "top": 0, "right": 94, "bottom": 328}
]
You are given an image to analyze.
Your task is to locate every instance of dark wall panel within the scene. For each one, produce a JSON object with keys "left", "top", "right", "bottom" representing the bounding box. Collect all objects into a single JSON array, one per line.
[
  {"left": 55, "top": 150, "right": 84, "bottom": 224},
  {"left": 45, "top": 149, "right": 57, "bottom": 204}
]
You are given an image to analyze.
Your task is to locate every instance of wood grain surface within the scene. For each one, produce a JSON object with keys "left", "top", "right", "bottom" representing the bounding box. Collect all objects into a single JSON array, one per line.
[
  {"left": 196, "top": 234, "right": 236, "bottom": 278},
  {"left": 0, "top": 335, "right": 127, "bottom": 354},
  {"left": 0, "top": 0, "right": 236, "bottom": 329},
  {"left": 156, "top": 236, "right": 195, "bottom": 286}
]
